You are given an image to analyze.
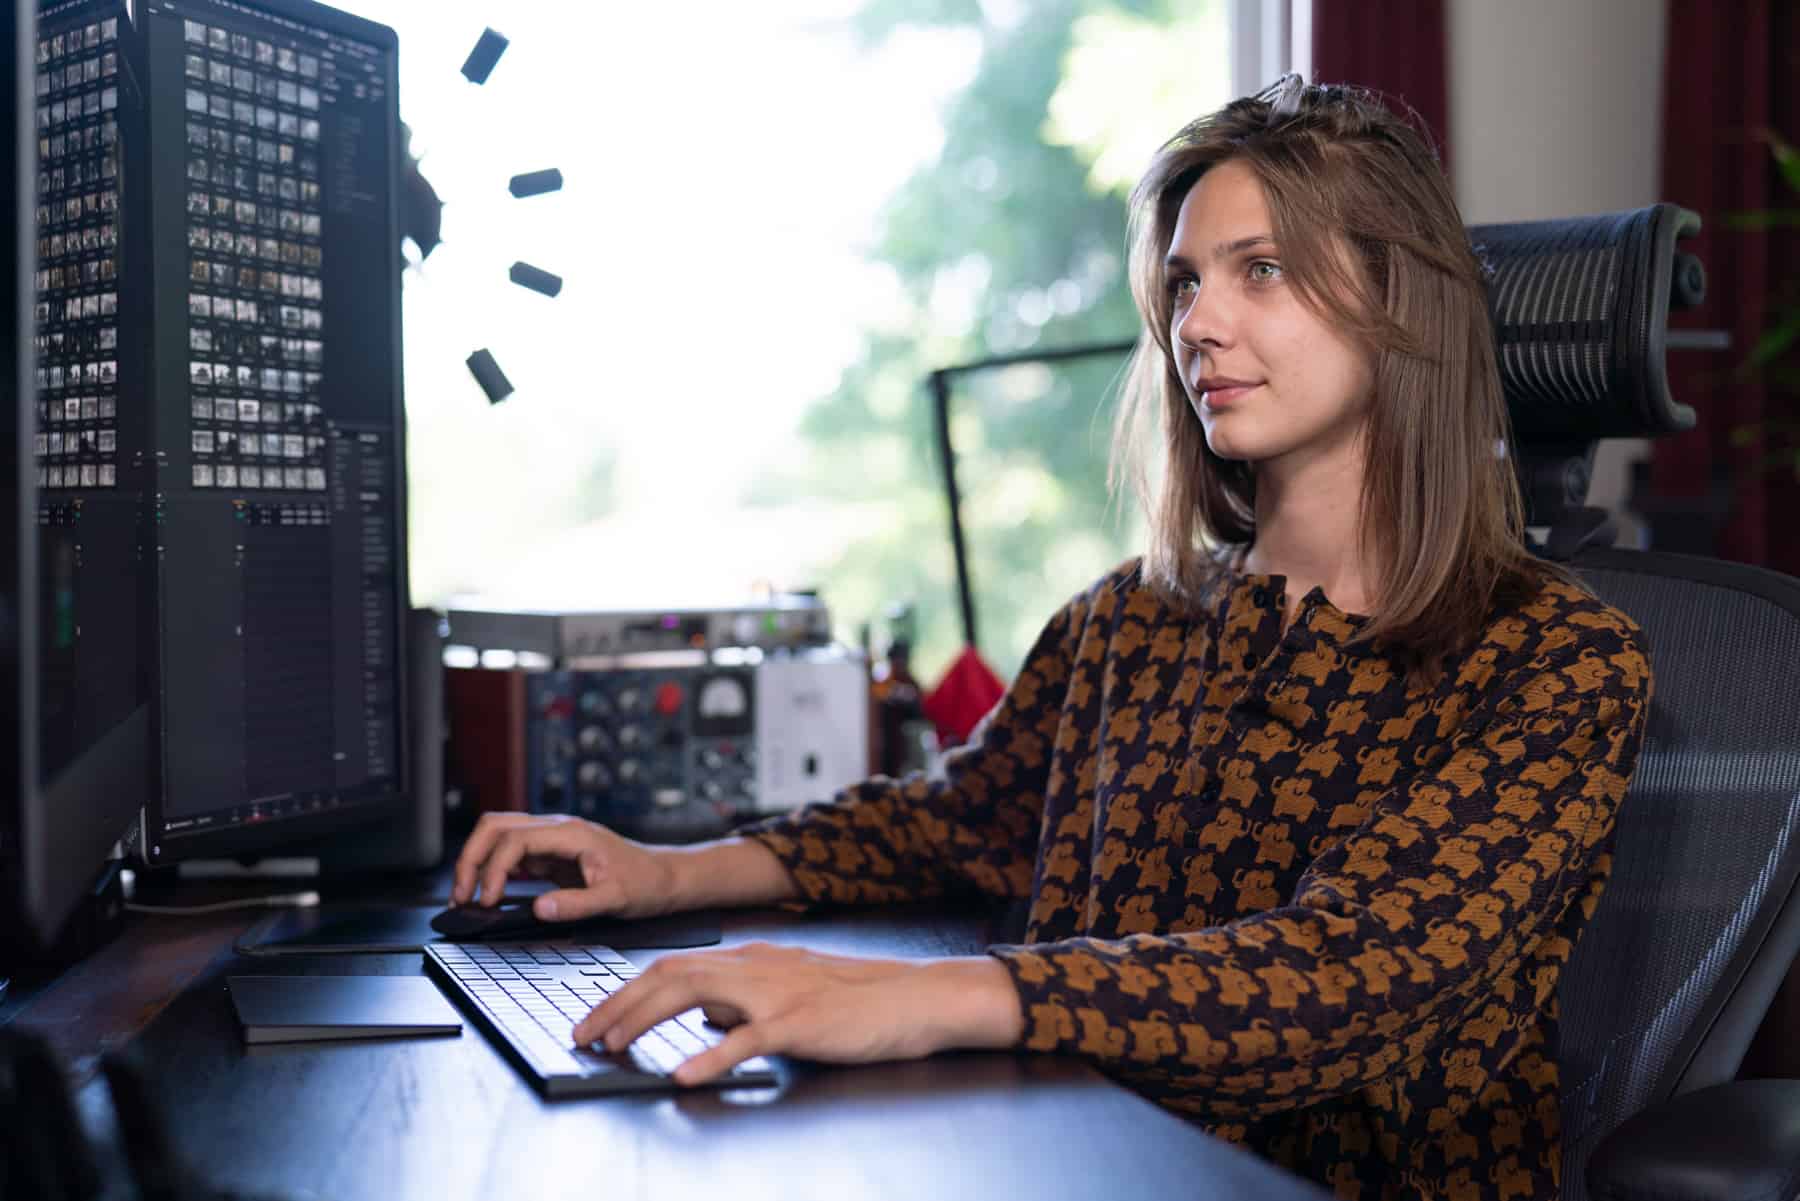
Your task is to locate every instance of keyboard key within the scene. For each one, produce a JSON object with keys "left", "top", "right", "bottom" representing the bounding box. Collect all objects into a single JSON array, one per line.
[
  {"left": 630, "top": 1039, "right": 682, "bottom": 1075},
  {"left": 675, "top": 1013, "right": 715, "bottom": 1037},
  {"left": 661, "top": 1024, "right": 709, "bottom": 1057}
]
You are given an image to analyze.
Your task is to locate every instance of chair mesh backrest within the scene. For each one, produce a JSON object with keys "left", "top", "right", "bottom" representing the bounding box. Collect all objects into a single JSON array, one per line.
[
  {"left": 1471, "top": 205, "right": 1696, "bottom": 442},
  {"left": 1555, "top": 549, "right": 1800, "bottom": 1201}
]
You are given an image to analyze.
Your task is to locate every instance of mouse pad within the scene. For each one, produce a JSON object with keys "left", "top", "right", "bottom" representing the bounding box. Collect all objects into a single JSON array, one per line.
[
  {"left": 228, "top": 975, "right": 463, "bottom": 1044},
  {"left": 236, "top": 905, "right": 724, "bottom": 956}
]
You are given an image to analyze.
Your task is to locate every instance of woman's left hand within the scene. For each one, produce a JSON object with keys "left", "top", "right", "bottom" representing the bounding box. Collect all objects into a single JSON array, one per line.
[{"left": 570, "top": 942, "right": 1025, "bottom": 1085}]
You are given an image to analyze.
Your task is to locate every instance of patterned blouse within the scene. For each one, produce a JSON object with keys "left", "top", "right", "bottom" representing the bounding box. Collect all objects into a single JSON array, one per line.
[{"left": 741, "top": 554, "right": 1652, "bottom": 1201}]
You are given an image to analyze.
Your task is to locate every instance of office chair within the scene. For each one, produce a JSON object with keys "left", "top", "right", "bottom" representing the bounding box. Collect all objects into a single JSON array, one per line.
[{"left": 1478, "top": 203, "right": 1800, "bottom": 1201}]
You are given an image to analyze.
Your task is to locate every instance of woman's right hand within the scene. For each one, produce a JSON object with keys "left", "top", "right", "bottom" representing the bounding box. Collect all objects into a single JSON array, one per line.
[{"left": 449, "top": 812, "right": 681, "bottom": 922}]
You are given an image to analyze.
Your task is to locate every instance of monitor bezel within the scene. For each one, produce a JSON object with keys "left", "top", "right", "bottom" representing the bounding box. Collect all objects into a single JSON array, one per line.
[{"left": 3, "top": 0, "right": 40, "bottom": 941}]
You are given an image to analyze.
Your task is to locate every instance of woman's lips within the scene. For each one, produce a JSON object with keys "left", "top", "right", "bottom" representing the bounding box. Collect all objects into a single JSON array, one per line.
[{"left": 1201, "top": 383, "right": 1259, "bottom": 410}]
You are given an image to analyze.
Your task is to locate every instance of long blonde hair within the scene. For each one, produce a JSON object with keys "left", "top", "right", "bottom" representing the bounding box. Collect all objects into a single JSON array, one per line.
[{"left": 1112, "top": 81, "right": 1586, "bottom": 691}]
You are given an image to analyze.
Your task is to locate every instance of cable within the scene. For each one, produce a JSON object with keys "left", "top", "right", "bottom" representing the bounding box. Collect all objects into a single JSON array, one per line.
[{"left": 124, "top": 891, "right": 321, "bottom": 916}]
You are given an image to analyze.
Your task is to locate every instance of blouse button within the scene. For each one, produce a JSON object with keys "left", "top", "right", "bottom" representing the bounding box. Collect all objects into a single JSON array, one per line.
[{"left": 1199, "top": 781, "right": 1221, "bottom": 805}]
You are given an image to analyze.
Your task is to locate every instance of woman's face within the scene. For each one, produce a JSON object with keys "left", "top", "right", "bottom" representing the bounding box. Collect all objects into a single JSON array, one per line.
[{"left": 1166, "top": 159, "right": 1375, "bottom": 474}]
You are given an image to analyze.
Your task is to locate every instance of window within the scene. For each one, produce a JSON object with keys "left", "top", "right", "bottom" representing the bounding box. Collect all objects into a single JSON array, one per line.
[{"left": 358, "top": 0, "right": 1288, "bottom": 682}]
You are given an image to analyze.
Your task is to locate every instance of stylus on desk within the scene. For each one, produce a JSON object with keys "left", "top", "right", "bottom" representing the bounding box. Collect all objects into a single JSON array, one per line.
[
  {"left": 118, "top": 867, "right": 321, "bottom": 916},
  {"left": 125, "top": 892, "right": 321, "bottom": 915}
]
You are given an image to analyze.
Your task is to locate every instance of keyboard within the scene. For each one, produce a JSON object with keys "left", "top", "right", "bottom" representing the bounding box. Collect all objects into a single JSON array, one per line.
[{"left": 422, "top": 940, "right": 778, "bottom": 1098}]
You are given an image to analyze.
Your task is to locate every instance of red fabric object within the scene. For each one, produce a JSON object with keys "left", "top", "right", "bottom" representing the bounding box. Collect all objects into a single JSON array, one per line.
[
  {"left": 922, "top": 646, "right": 1006, "bottom": 749},
  {"left": 1651, "top": 0, "right": 1800, "bottom": 575},
  {"left": 1311, "top": 0, "right": 1451, "bottom": 181}
]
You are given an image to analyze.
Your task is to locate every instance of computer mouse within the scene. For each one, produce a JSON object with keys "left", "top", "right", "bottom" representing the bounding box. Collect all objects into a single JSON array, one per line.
[{"left": 428, "top": 901, "right": 554, "bottom": 941}]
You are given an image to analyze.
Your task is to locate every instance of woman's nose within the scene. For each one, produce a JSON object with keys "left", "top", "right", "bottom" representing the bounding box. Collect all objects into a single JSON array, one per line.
[{"left": 1176, "top": 287, "right": 1229, "bottom": 350}]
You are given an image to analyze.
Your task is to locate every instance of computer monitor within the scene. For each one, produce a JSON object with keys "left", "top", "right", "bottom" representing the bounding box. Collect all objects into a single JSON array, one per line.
[
  {"left": 25, "top": 0, "right": 413, "bottom": 873},
  {"left": 2, "top": 0, "right": 150, "bottom": 964}
]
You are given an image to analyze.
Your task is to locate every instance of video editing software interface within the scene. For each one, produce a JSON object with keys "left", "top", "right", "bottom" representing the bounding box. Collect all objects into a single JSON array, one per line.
[
  {"left": 31, "top": 2, "right": 140, "bottom": 816},
  {"left": 32, "top": 0, "right": 405, "bottom": 862}
]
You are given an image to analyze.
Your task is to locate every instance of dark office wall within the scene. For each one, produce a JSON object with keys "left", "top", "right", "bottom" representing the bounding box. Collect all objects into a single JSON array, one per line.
[
  {"left": 1650, "top": 0, "right": 1800, "bottom": 576},
  {"left": 1310, "top": 0, "right": 1449, "bottom": 180}
]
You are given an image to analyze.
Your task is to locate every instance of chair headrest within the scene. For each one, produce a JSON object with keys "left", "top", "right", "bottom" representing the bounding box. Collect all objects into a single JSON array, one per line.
[{"left": 1471, "top": 203, "right": 1704, "bottom": 443}]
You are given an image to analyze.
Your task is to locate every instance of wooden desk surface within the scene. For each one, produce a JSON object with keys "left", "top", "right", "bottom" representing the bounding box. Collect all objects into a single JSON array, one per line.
[{"left": 3, "top": 886, "right": 1331, "bottom": 1201}]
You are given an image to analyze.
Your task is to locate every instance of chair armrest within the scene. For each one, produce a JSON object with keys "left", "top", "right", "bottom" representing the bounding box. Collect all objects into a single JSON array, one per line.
[{"left": 1586, "top": 1079, "right": 1800, "bottom": 1201}]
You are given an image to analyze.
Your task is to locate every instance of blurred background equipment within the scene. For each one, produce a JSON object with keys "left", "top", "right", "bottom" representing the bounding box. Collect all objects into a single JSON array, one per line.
[
  {"left": 465, "top": 347, "right": 513, "bottom": 404},
  {"left": 398, "top": 120, "right": 443, "bottom": 262},
  {"left": 508, "top": 167, "right": 563, "bottom": 199},
  {"left": 440, "top": 598, "right": 866, "bottom": 843},
  {"left": 917, "top": 345, "right": 1134, "bottom": 750},
  {"left": 444, "top": 597, "right": 833, "bottom": 660},
  {"left": 867, "top": 602, "right": 935, "bottom": 777},
  {"left": 508, "top": 260, "right": 562, "bottom": 298},
  {"left": 458, "top": 25, "right": 507, "bottom": 85}
]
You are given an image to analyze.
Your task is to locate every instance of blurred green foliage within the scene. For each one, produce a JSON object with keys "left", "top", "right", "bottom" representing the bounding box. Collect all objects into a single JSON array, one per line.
[
  {"left": 1725, "top": 128, "right": 1800, "bottom": 478},
  {"left": 755, "top": 0, "right": 1224, "bottom": 684}
]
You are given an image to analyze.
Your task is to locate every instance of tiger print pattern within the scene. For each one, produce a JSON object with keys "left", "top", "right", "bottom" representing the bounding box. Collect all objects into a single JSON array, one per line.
[{"left": 741, "top": 556, "right": 1652, "bottom": 1200}]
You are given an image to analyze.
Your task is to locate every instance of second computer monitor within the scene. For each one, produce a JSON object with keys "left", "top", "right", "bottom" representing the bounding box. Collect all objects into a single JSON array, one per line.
[
  {"left": 5, "top": 0, "right": 150, "bottom": 960},
  {"left": 31, "top": 0, "right": 411, "bottom": 868}
]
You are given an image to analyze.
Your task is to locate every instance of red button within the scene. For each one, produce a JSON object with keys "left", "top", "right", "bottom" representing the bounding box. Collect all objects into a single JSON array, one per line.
[{"left": 654, "top": 681, "right": 684, "bottom": 716}]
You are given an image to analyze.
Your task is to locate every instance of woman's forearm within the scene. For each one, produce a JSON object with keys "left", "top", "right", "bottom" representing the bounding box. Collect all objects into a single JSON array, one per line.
[
  {"left": 919, "top": 956, "right": 1027, "bottom": 1051},
  {"left": 659, "top": 835, "right": 803, "bottom": 910}
]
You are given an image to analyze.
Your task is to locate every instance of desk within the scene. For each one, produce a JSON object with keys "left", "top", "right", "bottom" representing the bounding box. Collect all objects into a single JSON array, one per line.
[{"left": 3, "top": 882, "right": 1331, "bottom": 1201}]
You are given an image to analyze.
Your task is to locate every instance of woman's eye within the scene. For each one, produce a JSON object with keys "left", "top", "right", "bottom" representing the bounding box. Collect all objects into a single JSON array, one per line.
[
  {"left": 1168, "top": 276, "right": 1197, "bottom": 301},
  {"left": 1248, "top": 260, "right": 1282, "bottom": 283}
]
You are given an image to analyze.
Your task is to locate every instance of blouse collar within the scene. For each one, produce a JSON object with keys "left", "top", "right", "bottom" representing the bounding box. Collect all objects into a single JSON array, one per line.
[{"left": 1210, "top": 543, "right": 1373, "bottom": 627}]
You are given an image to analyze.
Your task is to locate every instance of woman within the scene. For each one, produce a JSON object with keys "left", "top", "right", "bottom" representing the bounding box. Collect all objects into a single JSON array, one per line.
[{"left": 451, "top": 77, "right": 1652, "bottom": 1200}]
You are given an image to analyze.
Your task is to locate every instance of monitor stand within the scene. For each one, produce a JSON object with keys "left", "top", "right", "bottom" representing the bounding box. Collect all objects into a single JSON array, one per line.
[
  {"left": 126, "top": 854, "right": 441, "bottom": 955},
  {"left": 127, "top": 851, "right": 439, "bottom": 942}
]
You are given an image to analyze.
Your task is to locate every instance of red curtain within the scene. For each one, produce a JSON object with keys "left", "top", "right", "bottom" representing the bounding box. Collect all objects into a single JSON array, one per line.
[
  {"left": 1649, "top": 0, "right": 1800, "bottom": 574},
  {"left": 1310, "top": 0, "right": 1451, "bottom": 180}
]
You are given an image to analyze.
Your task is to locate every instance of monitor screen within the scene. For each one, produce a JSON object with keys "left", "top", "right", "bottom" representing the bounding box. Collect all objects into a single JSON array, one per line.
[
  {"left": 30, "top": 0, "right": 409, "bottom": 867},
  {"left": 3, "top": 0, "right": 149, "bottom": 959}
]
